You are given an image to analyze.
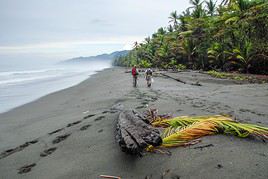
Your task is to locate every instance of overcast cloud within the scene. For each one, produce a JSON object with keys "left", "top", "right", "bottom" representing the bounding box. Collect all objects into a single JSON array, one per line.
[{"left": 0, "top": 0, "right": 190, "bottom": 61}]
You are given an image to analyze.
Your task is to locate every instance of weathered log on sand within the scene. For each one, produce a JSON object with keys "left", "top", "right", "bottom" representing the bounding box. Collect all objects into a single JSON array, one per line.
[{"left": 116, "top": 110, "right": 162, "bottom": 155}]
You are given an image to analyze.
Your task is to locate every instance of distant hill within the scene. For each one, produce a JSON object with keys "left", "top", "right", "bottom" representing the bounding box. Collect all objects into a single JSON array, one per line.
[{"left": 62, "top": 50, "right": 129, "bottom": 63}]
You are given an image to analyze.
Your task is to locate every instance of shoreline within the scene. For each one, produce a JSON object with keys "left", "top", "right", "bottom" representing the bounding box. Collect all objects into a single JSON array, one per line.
[
  {"left": 0, "top": 67, "right": 267, "bottom": 179},
  {"left": 0, "top": 67, "right": 132, "bottom": 151},
  {"left": 0, "top": 67, "right": 110, "bottom": 114}
]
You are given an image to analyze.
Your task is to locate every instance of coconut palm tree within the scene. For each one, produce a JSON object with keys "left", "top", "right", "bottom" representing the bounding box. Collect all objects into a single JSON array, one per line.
[
  {"left": 169, "top": 11, "right": 179, "bottom": 29},
  {"left": 167, "top": 24, "right": 174, "bottom": 32},
  {"left": 133, "top": 41, "right": 139, "bottom": 50},
  {"left": 192, "top": 4, "right": 206, "bottom": 18},
  {"left": 144, "top": 36, "right": 151, "bottom": 44},
  {"left": 189, "top": 0, "right": 204, "bottom": 8},
  {"left": 179, "top": 38, "right": 196, "bottom": 67},
  {"left": 206, "top": 0, "right": 217, "bottom": 16}
]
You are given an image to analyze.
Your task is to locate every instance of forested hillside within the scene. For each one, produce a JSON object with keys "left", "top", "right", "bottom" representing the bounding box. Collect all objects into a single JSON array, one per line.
[{"left": 113, "top": 0, "right": 268, "bottom": 74}]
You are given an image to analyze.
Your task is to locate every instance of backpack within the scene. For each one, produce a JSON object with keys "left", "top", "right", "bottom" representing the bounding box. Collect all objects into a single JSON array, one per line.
[
  {"left": 146, "top": 69, "right": 152, "bottom": 75},
  {"left": 132, "top": 68, "right": 137, "bottom": 76}
]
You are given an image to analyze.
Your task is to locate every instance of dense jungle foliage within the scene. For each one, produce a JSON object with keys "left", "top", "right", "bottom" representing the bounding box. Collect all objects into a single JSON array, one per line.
[{"left": 113, "top": 0, "right": 268, "bottom": 74}]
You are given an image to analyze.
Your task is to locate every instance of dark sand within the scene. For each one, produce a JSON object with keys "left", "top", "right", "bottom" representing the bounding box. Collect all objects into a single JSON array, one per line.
[{"left": 0, "top": 68, "right": 267, "bottom": 179}]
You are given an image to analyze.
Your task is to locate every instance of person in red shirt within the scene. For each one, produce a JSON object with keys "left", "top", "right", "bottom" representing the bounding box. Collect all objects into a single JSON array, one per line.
[{"left": 132, "top": 65, "right": 138, "bottom": 87}]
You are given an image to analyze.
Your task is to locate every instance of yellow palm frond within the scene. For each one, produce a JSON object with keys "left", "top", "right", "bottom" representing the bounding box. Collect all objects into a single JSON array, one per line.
[{"left": 147, "top": 115, "right": 268, "bottom": 151}]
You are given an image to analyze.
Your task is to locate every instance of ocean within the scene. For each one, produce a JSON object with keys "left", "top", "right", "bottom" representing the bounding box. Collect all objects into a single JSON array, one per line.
[{"left": 0, "top": 61, "right": 111, "bottom": 113}]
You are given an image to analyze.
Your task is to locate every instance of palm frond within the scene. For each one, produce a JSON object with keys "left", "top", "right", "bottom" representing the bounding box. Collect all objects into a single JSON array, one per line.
[
  {"left": 161, "top": 120, "right": 219, "bottom": 147},
  {"left": 148, "top": 115, "right": 268, "bottom": 151},
  {"left": 151, "top": 115, "right": 230, "bottom": 127}
]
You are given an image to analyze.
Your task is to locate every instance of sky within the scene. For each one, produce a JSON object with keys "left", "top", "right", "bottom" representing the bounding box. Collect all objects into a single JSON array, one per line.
[{"left": 0, "top": 0, "right": 190, "bottom": 63}]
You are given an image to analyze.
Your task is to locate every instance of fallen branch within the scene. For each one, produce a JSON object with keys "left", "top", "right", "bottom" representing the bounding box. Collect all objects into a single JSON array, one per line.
[
  {"left": 160, "top": 73, "right": 202, "bottom": 86},
  {"left": 160, "top": 73, "right": 186, "bottom": 84}
]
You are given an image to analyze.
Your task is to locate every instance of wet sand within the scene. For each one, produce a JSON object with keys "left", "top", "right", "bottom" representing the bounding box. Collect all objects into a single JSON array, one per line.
[{"left": 0, "top": 68, "right": 267, "bottom": 179}]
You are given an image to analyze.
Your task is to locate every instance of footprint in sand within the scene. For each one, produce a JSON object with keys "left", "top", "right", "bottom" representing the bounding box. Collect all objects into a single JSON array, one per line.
[
  {"left": 109, "top": 110, "right": 118, "bottom": 114},
  {"left": 27, "top": 140, "right": 38, "bottom": 145},
  {"left": 94, "top": 116, "right": 105, "bottom": 121},
  {"left": 151, "top": 97, "right": 158, "bottom": 102},
  {"left": 40, "top": 147, "right": 57, "bottom": 157},
  {"left": 217, "top": 164, "right": 223, "bottom": 169},
  {"left": 52, "top": 134, "right": 71, "bottom": 144},
  {"left": 102, "top": 111, "right": 110, "bottom": 114},
  {"left": 48, "top": 128, "right": 64, "bottom": 135},
  {"left": 80, "top": 124, "right": 92, "bottom": 131},
  {"left": 0, "top": 139, "right": 38, "bottom": 159},
  {"left": 66, "top": 120, "right": 82, "bottom": 127},
  {"left": 141, "top": 101, "right": 148, "bottom": 105},
  {"left": 18, "top": 163, "right": 36, "bottom": 174},
  {"left": 136, "top": 105, "right": 145, "bottom": 109},
  {"left": 83, "top": 114, "right": 96, "bottom": 119}
]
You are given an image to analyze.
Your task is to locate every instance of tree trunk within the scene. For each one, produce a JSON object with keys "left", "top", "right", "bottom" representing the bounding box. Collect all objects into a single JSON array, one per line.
[{"left": 116, "top": 110, "right": 162, "bottom": 155}]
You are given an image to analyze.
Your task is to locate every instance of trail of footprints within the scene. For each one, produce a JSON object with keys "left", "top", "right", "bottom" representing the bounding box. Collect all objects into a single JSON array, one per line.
[
  {"left": 2, "top": 89, "right": 157, "bottom": 174},
  {"left": 139, "top": 87, "right": 265, "bottom": 124},
  {"left": 3, "top": 90, "right": 160, "bottom": 175},
  {"left": 5, "top": 88, "right": 267, "bottom": 175},
  {"left": 169, "top": 95, "right": 234, "bottom": 115},
  {"left": 127, "top": 89, "right": 160, "bottom": 110},
  {"left": 168, "top": 94, "right": 267, "bottom": 125},
  {"left": 0, "top": 108, "right": 118, "bottom": 175},
  {"left": 0, "top": 140, "right": 38, "bottom": 160}
]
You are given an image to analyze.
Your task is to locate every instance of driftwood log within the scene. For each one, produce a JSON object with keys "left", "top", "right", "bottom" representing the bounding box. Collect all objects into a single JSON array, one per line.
[{"left": 116, "top": 110, "right": 162, "bottom": 155}]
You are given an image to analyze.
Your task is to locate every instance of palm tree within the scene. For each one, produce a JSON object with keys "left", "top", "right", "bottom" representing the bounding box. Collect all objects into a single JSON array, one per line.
[
  {"left": 206, "top": 0, "right": 217, "bottom": 16},
  {"left": 192, "top": 4, "right": 206, "bottom": 18},
  {"left": 178, "top": 9, "right": 191, "bottom": 31},
  {"left": 182, "top": 8, "right": 191, "bottom": 17},
  {"left": 220, "top": 0, "right": 254, "bottom": 10},
  {"left": 236, "top": 0, "right": 254, "bottom": 11},
  {"left": 133, "top": 41, "right": 139, "bottom": 50},
  {"left": 180, "top": 38, "right": 196, "bottom": 67},
  {"left": 156, "top": 43, "right": 171, "bottom": 68},
  {"left": 220, "top": 0, "right": 236, "bottom": 6},
  {"left": 169, "top": 11, "right": 179, "bottom": 29},
  {"left": 144, "top": 36, "right": 151, "bottom": 44},
  {"left": 187, "top": 0, "right": 204, "bottom": 18},
  {"left": 167, "top": 24, "right": 174, "bottom": 32},
  {"left": 220, "top": 0, "right": 229, "bottom": 5},
  {"left": 207, "top": 42, "right": 226, "bottom": 69},
  {"left": 113, "top": 0, "right": 268, "bottom": 74},
  {"left": 223, "top": 38, "right": 265, "bottom": 73},
  {"left": 157, "top": 27, "right": 166, "bottom": 36},
  {"left": 189, "top": 0, "right": 203, "bottom": 8}
]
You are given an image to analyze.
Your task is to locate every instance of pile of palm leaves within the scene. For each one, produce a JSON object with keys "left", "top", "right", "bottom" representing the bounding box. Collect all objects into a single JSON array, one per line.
[{"left": 144, "top": 110, "right": 268, "bottom": 152}]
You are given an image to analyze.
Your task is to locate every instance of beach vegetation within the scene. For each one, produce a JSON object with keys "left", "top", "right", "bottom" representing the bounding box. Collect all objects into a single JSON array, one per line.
[
  {"left": 206, "top": 70, "right": 268, "bottom": 83},
  {"left": 113, "top": 0, "right": 268, "bottom": 75}
]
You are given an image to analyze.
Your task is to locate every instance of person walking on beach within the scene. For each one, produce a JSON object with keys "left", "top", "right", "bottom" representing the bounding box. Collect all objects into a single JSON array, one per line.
[
  {"left": 145, "top": 68, "right": 153, "bottom": 87},
  {"left": 132, "top": 65, "right": 138, "bottom": 87}
]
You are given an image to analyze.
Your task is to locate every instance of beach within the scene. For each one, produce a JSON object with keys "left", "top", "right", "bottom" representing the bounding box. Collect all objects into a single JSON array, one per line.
[{"left": 0, "top": 67, "right": 267, "bottom": 179}]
